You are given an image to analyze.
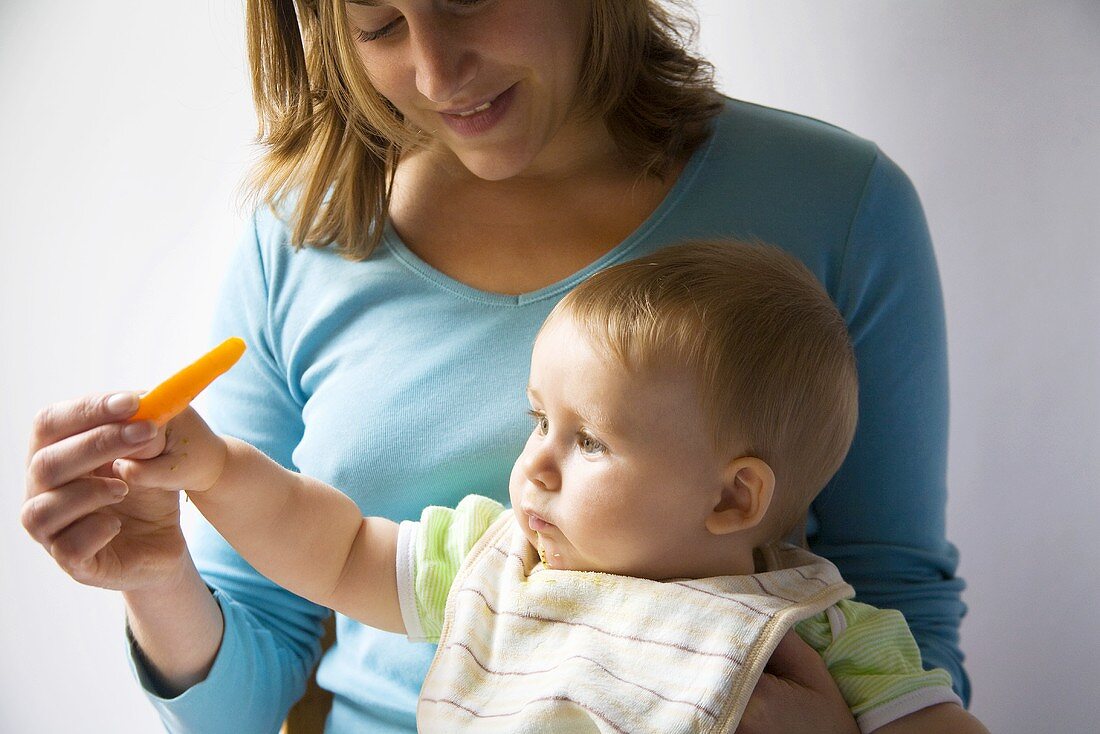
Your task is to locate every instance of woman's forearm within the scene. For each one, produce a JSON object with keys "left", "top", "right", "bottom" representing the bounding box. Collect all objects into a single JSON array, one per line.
[
  {"left": 122, "top": 553, "right": 224, "bottom": 697},
  {"left": 188, "top": 437, "right": 365, "bottom": 608}
]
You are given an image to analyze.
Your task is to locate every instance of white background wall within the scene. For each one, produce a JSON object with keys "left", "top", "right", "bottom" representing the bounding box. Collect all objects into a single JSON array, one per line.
[{"left": 2, "top": 2, "right": 1097, "bottom": 732}]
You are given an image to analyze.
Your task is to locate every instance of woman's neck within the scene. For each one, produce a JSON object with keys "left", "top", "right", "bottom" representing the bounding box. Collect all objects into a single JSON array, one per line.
[{"left": 386, "top": 142, "right": 684, "bottom": 296}]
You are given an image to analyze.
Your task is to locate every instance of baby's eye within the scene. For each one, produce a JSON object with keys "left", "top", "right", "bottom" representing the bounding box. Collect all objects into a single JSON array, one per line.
[
  {"left": 527, "top": 409, "right": 549, "bottom": 436},
  {"left": 578, "top": 433, "right": 606, "bottom": 456}
]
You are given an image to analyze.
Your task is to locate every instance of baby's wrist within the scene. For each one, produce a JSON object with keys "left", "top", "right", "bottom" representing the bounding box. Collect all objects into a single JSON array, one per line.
[{"left": 190, "top": 435, "right": 232, "bottom": 496}]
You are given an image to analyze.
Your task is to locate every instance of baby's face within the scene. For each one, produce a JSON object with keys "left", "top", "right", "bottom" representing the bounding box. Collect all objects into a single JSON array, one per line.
[{"left": 508, "top": 316, "right": 727, "bottom": 580}]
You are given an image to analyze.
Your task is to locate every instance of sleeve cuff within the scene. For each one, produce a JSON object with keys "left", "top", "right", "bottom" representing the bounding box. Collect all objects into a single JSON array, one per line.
[
  {"left": 396, "top": 520, "right": 428, "bottom": 642},
  {"left": 124, "top": 586, "right": 253, "bottom": 731},
  {"left": 857, "top": 686, "right": 963, "bottom": 733}
]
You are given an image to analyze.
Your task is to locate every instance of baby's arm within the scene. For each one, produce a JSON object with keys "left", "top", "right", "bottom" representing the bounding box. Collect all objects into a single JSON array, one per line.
[
  {"left": 873, "top": 703, "right": 989, "bottom": 734},
  {"left": 793, "top": 599, "right": 988, "bottom": 733},
  {"left": 114, "top": 407, "right": 402, "bottom": 634}
]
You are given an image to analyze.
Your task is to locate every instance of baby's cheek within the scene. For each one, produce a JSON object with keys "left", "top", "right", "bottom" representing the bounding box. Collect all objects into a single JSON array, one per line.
[
  {"left": 507, "top": 460, "right": 526, "bottom": 506},
  {"left": 570, "top": 500, "right": 631, "bottom": 564}
]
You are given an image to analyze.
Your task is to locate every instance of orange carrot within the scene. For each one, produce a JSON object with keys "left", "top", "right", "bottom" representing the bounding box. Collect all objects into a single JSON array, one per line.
[{"left": 130, "top": 337, "right": 247, "bottom": 426}]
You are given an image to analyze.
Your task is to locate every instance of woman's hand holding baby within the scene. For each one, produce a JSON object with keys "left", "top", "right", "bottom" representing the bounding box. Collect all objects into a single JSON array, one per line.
[{"left": 736, "top": 630, "right": 860, "bottom": 734}]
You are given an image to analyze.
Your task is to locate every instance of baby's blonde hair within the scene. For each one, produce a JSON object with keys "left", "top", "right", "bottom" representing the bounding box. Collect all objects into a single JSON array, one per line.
[{"left": 548, "top": 240, "right": 859, "bottom": 539}]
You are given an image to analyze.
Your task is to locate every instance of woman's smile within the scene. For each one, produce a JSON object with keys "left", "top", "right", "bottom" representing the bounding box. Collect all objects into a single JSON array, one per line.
[{"left": 437, "top": 83, "right": 518, "bottom": 137}]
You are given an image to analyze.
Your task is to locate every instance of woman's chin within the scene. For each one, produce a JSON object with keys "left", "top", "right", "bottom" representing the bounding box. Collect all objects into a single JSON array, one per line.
[{"left": 452, "top": 149, "right": 539, "bottom": 182}]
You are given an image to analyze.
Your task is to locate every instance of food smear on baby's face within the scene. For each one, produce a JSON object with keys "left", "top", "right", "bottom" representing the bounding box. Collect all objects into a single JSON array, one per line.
[
  {"left": 535, "top": 533, "right": 564, "bottom": 568},
  {"left": 536, "top": 533, "right": 549, "bottom": 566}
]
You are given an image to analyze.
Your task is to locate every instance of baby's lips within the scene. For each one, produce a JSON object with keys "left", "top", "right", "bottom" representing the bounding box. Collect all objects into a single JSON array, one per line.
[{"left": 527, "top": 513, "right": 553, "bottom": 532}]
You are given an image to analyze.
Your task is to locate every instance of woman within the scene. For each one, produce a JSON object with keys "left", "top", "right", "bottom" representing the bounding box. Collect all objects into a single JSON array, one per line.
[{"left": 22, "top": 1, "right": 968, "bottom": 731}]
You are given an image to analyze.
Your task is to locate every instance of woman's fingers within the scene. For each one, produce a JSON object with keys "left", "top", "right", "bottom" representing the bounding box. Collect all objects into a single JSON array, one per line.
[
  {"left": 28, "top": 393, "right": 140, "bottom": 456},
  {"left": 25, "top": 416, "right": 159, "bottom": 499},
  {"left": 762, "top": 626, "right": 832, "bottom": 687},
  {"left": 736, "top": 630, "right": 859, "bottom": 734},
  {"left": 47, "top": 511, "right": 124, "bottom": 584},
  {"left": 20, "top": 476, "right": 129, "bottom": 546}
]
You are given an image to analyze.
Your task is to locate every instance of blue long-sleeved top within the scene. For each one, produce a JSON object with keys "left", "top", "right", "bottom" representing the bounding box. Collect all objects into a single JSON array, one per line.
[{"left": 128, "top": 97, "right": 968, "bottom": 732}]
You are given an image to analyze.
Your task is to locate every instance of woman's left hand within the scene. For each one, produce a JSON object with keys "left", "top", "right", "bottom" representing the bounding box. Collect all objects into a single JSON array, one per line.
[{"left": 735, "top": 629, "right": 859, "bottom": 734}]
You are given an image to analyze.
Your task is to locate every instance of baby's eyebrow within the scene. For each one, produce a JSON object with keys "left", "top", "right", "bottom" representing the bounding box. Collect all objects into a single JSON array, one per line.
[
  {"left": 579, "top": 406, "right": 616, "bottom": 435},
  {"left": 525, "top": 385, "right": 618, "bottom": 435}
]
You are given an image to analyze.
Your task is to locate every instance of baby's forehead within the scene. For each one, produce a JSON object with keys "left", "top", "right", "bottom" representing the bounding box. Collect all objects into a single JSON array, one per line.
[
  {"left": 533, "top": 324, "right": 702, "bottom": 403},
  {"left": 536, "top": 309, "right": 663, "bottom": 365},
  {"left": 539, "top": 312, "right": 693, "bottom": 382}
]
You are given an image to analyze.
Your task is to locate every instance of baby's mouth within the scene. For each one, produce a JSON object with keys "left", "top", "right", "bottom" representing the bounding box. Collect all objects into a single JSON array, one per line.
[{"left": 528, "top": 512, "right": 554, "bottom": 532}]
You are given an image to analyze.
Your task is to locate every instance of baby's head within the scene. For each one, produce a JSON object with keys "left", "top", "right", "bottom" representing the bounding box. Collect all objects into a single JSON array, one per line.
[{"left": 508, "top": 240, "right": 858, "bottom": 579}]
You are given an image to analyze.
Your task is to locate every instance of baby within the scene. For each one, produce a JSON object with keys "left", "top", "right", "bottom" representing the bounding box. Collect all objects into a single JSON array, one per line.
[{"left": 116, "top": 240, "right": 986, "bottom": 733}]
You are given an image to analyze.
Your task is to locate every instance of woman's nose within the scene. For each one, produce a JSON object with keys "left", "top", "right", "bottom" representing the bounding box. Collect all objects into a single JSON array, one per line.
[{"left": 409, "top": 18, "right": 478, "bottom": 104}]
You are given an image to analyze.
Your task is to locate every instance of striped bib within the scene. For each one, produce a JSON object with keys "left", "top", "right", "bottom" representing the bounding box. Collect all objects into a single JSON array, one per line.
[{"left": 417, "top": 514, "right": 854, "bottom": 733}]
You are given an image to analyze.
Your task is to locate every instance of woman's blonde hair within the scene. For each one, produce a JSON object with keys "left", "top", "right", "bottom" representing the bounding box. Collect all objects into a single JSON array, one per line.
[
  {"left": 242, "top": 0, "right": 722, "bottom": 260},
  {"left": 549, "top": 240, "right": 859, "bottom": 538}
]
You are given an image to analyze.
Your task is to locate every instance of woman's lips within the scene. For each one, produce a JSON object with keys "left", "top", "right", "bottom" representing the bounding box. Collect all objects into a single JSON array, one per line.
[{"left": 438, "top": 83, "right": 516, "bottom": 137}]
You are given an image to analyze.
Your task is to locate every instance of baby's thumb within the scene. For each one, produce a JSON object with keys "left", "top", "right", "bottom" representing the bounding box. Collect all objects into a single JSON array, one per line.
[{"left": 113, "top": 455, "right": 184, "bottom": 491}]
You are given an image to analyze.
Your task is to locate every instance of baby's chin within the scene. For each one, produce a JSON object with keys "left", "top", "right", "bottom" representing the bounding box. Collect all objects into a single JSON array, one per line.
[{"left": 532, "top": 531, "right": 561, "bottom": 568}]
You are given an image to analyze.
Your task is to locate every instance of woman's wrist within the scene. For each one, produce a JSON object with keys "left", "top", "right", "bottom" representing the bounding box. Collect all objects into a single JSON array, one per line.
[{"left": 122, "top": 553, "right": 225, "bottom": 697}]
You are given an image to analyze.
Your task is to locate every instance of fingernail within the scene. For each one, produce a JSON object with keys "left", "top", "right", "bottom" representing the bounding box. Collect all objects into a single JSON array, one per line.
[
  {"left": 122, "top": 421, "right": 156, "bottom": 444},
  {"left": 107, "top": 393, "right": 138, "bottom": 416},
  {"left": 111, "top": 482, "right": 129, "bottom": 498}
]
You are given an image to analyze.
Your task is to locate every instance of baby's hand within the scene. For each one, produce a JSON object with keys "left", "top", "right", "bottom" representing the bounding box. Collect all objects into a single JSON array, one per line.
[{"left": 112, "top": 407, "right": 228, "bottom": 497}]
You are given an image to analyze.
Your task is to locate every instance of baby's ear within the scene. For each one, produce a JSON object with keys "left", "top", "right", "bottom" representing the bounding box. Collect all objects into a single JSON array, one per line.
[{"left": 705, "top": 457, "right": 775, "bottom": 536}]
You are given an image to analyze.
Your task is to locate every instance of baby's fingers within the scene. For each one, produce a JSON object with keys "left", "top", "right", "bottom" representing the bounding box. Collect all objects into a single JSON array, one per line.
[{"left": 113, "top": 454, "right": 191, "bottom": 492}]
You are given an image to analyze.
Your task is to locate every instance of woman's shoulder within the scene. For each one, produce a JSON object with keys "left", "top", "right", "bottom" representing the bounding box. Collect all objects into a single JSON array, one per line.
[
  {"left": 688, "top": 98, "right": 901, "bottom": 215},
  {"left": 240, "top": 203, "right": 386, "bottom": 288},
  {"left": 666, "top": 97, "right": 928, "bottom": 290},
  {"left": 710, "top": 96, "right": 880, "bottom": 171},
  {"left": 682, "top": 97, "right": 913, "bottom": 244}
]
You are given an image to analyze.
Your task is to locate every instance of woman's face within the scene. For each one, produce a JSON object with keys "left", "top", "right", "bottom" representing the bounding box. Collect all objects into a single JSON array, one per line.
[{"left": 344, "top": 0, "right": 596, "bottom": 181}]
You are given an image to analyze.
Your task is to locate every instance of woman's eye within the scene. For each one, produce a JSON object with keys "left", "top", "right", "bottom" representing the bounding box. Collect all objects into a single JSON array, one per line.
[
  {"left": 578, "top": 434, "right": 606, "bottom": 456},
  {"left": 353, "top": 0, "right": 487, "bottom": 42},
  {"left": 354, "top": 17, "right": 405, "bottom": 43},
  {"left": 527, "top": 410, "right": 549, "bottom": 436}
]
